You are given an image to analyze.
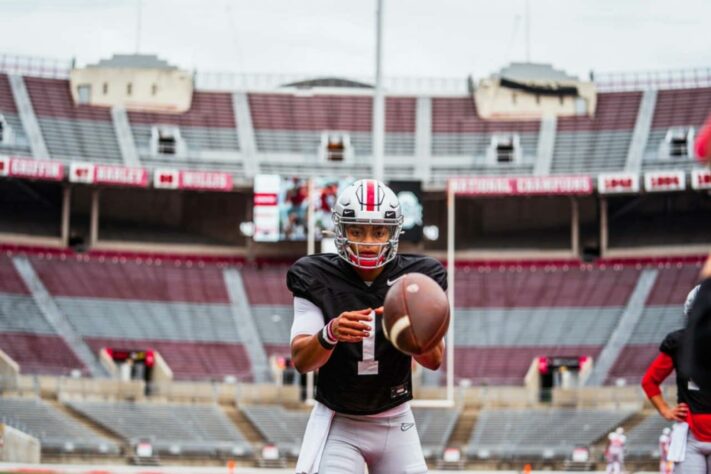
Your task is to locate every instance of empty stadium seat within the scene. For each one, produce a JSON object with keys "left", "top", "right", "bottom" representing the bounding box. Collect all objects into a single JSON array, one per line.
[
  {"left": 0, "top": 397, "right": 119, "bottom": 453},
  {"left": 467, "top": 408, "right": 634, "bottom": 459},
  {"left": 67, "top": 400, "right": 252, "bottom": 456}
]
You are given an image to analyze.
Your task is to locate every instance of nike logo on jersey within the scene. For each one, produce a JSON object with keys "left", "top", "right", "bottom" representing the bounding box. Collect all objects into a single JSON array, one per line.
[
  {"left": 387, "top": 275, "right": 406, "bottom": 286},
  {"left": 401, "top": 423, "right": 415, "bottom": 432}
]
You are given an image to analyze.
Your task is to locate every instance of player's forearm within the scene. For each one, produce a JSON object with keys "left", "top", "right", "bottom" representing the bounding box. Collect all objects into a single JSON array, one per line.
[
  {"left": 649, "top": 394, "right": 673, "bottom": 420},
  {"left": 413, "top": 339, "right": 444, "bottom": 370},
  {"left": 291, "top": 334, "right": 333, "bottom": 373}
]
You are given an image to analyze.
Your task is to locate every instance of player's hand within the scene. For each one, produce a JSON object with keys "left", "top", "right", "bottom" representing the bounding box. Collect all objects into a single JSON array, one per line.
[
  {"left": 664, "top": 403, "right": 689, "bottom": 422},
  {"left": 331, "top": 308, "right": 373, "bottom": 343}
]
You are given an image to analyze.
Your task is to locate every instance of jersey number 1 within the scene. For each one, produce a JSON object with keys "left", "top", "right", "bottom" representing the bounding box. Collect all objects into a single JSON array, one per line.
[{"left": 357, "top": 309, "right": 379, "bottom": 375}]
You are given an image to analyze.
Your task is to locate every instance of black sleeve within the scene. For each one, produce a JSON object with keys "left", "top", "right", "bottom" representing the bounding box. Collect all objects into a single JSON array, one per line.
[
  {"left": 682, "top": 277, "right": 711, "bottom": 390},
  {"left": 423, "top": 257, "right": 447, "bottom": 292},
  {"left": 659, "top": 330, "right": 681, "bottom": 356},
  {"left": 286, "top": 257, "right": 320, "bottom": 305}
]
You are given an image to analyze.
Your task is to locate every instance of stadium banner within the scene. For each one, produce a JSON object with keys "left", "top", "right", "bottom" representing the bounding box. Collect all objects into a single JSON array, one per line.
[
  {"left": 449, "top": 175, "right": 593, "bottom": 196},
  {"left": 388, "top": 180, "right": 423, "bottom": 243},
  {"left": 153, "top": 169, "right": 233, "bottom": 191},
  {"left": 279, "top": 176, "right": 351, "bottom": 241},
  {"left": 180, "top": 170, "right": 233, "bottom": 191},
  {"left": 643, "top": 170, "right": 686, "bottom": 192},
  {"left": 69, "top": 162, "right": 95, "bottom": 183},
  {"left": 0, "top": 156, "right": 64, "bottom": 181},
  {"left": 691, "top": 169, "right": 711, "bottom": 190},
  {"left": 253, "top": 174, "right": 281, "bottom": 242},
  {"left": 153, "top": 169, "right": 180, "bottom": 189},
  {"left": 70, "top": 162, "right": 148, "bottom": 187},
  {"left": 597, "top": 172, "right": 640, "bottom": 194}
]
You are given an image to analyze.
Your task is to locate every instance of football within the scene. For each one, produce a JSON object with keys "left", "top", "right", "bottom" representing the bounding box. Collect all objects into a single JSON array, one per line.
[{"left": 382, "top": 273, "right": 450, "bottom": 356}]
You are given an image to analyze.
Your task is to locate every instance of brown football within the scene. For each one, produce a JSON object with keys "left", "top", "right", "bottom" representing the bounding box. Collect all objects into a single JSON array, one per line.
[{"left": 382, "top": 273, "right": 450, "bottom": 356}]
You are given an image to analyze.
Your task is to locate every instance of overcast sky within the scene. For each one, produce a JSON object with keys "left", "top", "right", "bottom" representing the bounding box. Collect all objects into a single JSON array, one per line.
[{"left": 1, "top": 0, "right": 710, "bottom": 81}]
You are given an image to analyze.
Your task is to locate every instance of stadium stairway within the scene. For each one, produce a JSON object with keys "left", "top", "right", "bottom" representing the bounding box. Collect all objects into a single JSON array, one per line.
[
  {"left": 11, "top": 256, "right": 106, "bottom": 376},
  {"left": 588, "top": 410, "right": 648, "bottom": 460},
  {"left": 625, "top": 89, "right": 657, "bottom": 172},
  {"left": 223, "top": 268, "right": 270, "bottom": 383},
  {"left": 47, "top": 399, "right": 125, "bottom": 447},
  {"left": 110, "top": 105, "right": 141, "bottom": 167},
  {"left": 586, "top": 268, "right": 658, "bottom": 385},
  {"left": 220, "top": 404, "right": 265, "bottom": 445},
  {"left": 7, "top": 74, "right": 50, "bottom": 159},
  {"left": 446, "top": 407, "right": 478, "bottom": 449}
]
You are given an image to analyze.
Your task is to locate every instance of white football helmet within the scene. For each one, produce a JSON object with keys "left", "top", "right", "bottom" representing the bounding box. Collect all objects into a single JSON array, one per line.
[
  {"left": 332, "top": 179, "right": 403, "bottom": 269},
  {"left": 684, "top": 284, "right": 701, "bottom": 318}
]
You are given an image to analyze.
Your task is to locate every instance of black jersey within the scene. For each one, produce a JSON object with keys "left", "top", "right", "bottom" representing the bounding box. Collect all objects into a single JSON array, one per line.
[
  {"left": 661, "top": 328, "right": 711, "bottom": 414},
  {"left": 287, "top": 253, "right": 447, "bottom": 415},
  {"left": 682, "top": 277, "right": 711, "bottom": 391}
]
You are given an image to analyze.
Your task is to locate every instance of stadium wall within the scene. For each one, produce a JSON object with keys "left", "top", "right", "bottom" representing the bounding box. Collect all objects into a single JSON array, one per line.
[{"left": 0, "top": 424, "right": 40, "bottom": 463}]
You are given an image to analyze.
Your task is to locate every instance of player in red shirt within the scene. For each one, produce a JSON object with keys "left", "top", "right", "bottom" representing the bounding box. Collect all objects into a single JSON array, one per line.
[{"left": 642, "top": 254, "right": 711, "bottom": 473}]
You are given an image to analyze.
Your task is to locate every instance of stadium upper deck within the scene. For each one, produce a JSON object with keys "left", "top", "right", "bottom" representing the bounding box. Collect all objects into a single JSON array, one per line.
[{"left": 0, "top": 54, "right": 709, "bottom": 188}]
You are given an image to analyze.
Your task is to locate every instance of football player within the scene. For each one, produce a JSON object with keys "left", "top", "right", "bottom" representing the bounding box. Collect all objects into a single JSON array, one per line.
[
  {"left": 642, "top": 281, "right": 711, "bottom": 473},
  {"left": 659, "top": 427, "right": 673, "bottom": 474},
  {"left": 288, "top": 179, "right": 446, "bottom": 474}
]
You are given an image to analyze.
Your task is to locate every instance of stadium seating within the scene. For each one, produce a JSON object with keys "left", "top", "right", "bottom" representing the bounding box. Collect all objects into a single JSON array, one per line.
[
  {"left": 0, "top": 256, "right": 86, "bottom": 375},
  {"left": 241, "top": 405, "right": 308, "bottom": 457},
  {"left": 551, "top": 91, "right": 641, "bottom": 174},
  {"left": 453, "top": 265, "right": 640, "bottom": 308},
  {"left": 625, "top": 414, "right": 674, "bottom": 458},
  {"left": 128, "top": 91, "right": 241, "bottom": 173},
  {"left": 248, "top": 93, "right": 415, "bottom": 156},
  {"left": 240, "top": 264, "right": 292, "bottom": 305},
  {"left": 643, "top": 87, "right": 711, "bottom": 170},
  {"left": 250, "top": 305, "right": 292, "bottom": 358},
  {"left": 67, "top": 400, "right": 252, "bottom": 456},
  {"left": 467, "top": 408, "right": 634, "bottom": 459},
  {"left": 3, "top": 69, "right": 709, "bottom": 183},
  {"left": 0, "top": 255, "right": 29, "bottom": 294},
  {"left": 23, "top": 77, "right": 123, "bottom": 164},
  {"left": 413, "top": 407, "right": 460, "bottom": 459},
  {"left": 0, "top": 73, "right": 32, "bottom": 155},
  {"left": 606, "top": 261, "right": 701, "bottom": 384},
  {"left": 0, "top": 397, "right": 119, "bottom": 453},
  {"left": 430, "top": 96, "right": 538, "bottom": 176},
  {"left": 242, "top": 263, "right": 647, "bottom": 385},
  {"left": 241, "top": 404, "right": 458, "bottom": 459},
  {"left": 3, "top": 256, "right": 253, "bottom": 380},
  {"left": 29, "top": 257, "right": 230, "bottom": 303}
]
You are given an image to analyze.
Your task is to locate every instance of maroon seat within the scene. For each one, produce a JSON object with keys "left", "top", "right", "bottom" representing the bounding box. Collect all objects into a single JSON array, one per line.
[
  {"left": 646, "top": 263, "right": 703, "bottom": 306},
  {"left": 651, "top": 87, "right": 711, "bottom": 129},
  {"left": 30, "top": 257, "right": 229, "bottom": 303},
  {"left": 127, "top": 91, "right": 236, "bottom": 129},
  {"left": 241, "top": 265, "right": 292, "bottom": 305},
  {"left": 431, "top": 97, "right": 540, "bottom": 134},
  {"left": 606, "top": 344, "right": 660, "bottom": 384},
  {"left": 248, "top": 93, "right": 415, "bottom": 133},
  {"left": 0, "top": 255, "right": 29, "bottom": 294},
  {"left": 557, "top": 91, "right": 642, "bottom": 132},
  {"left": 86, "top": 338, "right": 253, "bottom": 381},
  {"left": 24, "top": 77, "right": 111, "bottom": 121},
  {"left": 454, "top": 266, "right": 639, "bottom": 308},
  {"left": 451, "top": 345, "right": 602, "bottom": 385},
  {"left": 0, "top": 74, "right": 17, "bottom": 114},
  {"left": 0, "top": 332, "right": 86, "bottom": 375}
]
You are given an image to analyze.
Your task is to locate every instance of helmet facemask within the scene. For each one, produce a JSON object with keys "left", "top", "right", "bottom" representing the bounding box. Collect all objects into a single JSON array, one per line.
[{"left": 333, "top": 216, "right": 402, "bottom": 269}]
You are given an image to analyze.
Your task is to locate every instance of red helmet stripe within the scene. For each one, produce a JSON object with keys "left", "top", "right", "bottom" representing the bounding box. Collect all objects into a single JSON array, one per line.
[{"left": 366, "top": 180, "right": 375, "bottom": 211}]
